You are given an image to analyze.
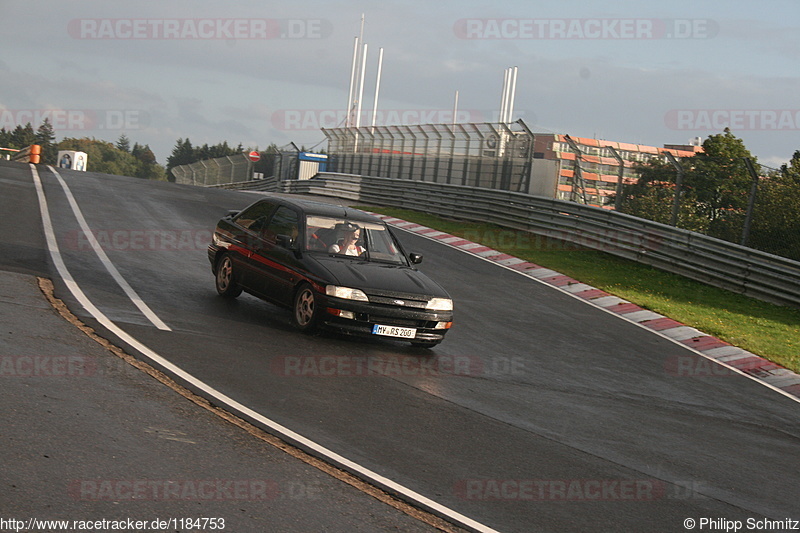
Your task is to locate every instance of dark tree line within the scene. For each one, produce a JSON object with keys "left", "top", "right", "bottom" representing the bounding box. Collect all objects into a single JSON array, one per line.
[
  {"left": 165, "top": 138, "right": 282, "bottom": 182},
  {"left": 1, "top": 119, "right": 165, "bottom": 180}
]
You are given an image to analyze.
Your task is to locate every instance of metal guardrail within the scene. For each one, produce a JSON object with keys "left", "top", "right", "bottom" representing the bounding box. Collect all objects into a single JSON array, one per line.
[
  {"left": 277, "top": 172, "right": 800, "bottom": 309},
  {"left": 206, "top": 175, "right": 278, "bottom": 192},
  {"left": 2, "top": 144, "right": 41, "bottom": 163}
]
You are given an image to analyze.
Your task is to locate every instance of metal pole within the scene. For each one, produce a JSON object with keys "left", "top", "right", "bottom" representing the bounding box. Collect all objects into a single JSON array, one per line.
[
  {"left": 353, "top": 42, "right": 368, "bottom": 153},
  {"left": 499, "top": 68, "right": 509, "bottom": 123},
  {"left": 741, "top": 157, "right": 760, "bottom": 247},
  {"left": 346, "top": 36, "right": 359, "bottom": 128},
  {"left": 665, "top": 151, "right": 684, "bottom": 227},
  {"left": 564, "top": 135, "right": 588, "bottom": 204},
  {"left": 355, "top": 43, "right": 368, "bottom": 129},
  {"left": 507, "top": 66, "right": 518, "bottom": 123},
  {"left": 452, "top": 90, "right": 459, "bottom": 125},
  {"left": 371, "top": 47, "right": 384, "bottom": 130},
  {"left": 607, "top": 145, "right": 625, "bottom": 211},
  {"left": 516, "top": 118, "right": 535, "bottom": 194}
]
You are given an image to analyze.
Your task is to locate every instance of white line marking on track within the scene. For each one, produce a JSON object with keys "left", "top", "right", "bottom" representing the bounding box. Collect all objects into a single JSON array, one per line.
[
  {"left": 30, "top": 165, "right": 501, "bottom": 533},
  {"left": 44, "top": 165, "right": 171, "bottom": 331}
]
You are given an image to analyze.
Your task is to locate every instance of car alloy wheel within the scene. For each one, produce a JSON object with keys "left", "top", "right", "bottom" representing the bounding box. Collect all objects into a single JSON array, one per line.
[
  {"left": 293, "top": 284, "right": 318, "bottom": 330},
  {"left": 215, "top": 254, "right": 242, "bottom": 298}
]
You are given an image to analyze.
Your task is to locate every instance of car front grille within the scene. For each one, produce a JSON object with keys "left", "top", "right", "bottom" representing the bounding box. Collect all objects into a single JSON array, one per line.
[{"left": 366, "top": 294, "right": 429, "bottom": 309}]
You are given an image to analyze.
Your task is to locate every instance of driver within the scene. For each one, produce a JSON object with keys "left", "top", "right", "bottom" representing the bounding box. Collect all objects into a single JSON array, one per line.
[{"left": 329, "top": 223, "right": 365, "bottom": 256}]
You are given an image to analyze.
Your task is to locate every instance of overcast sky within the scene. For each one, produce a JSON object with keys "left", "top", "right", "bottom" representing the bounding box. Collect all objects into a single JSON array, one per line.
[{"left": 1, "top": 0, "right": 798, "bottom": 168}]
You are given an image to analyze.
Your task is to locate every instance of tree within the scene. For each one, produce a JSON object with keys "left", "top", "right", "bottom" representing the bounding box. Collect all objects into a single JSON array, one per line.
[
  {"left": 621, "top": 156, "right": 708, "bottom": 232},
  {"left": 621, "top": 129, "right": 757, "bottom": 238},
  {"left": 116, "top": 134, "right": 131, "bottom": 153},
  {"left": 165, "top": 137, "right": 246, "bottom": 181},
  {"left": 35, "top": 119, "right": 57, "bottom": 165},
  {"left": 11, "top": 123, "right": 36, "bottom": 148},
  {"left": 689, "top": 129, "right": 755, "bottom": 219},
  {"left": 57, "top": 137, "right": 166, "bottom": 180},
  {"left": 166, "top": 138, "right": 195, "bottom": 181},
  {"left": 780, "top": 150, "right": 800, "bottom": 184},
  {"left": 748, "top": 151, "right": 800, "bottom": 260}
]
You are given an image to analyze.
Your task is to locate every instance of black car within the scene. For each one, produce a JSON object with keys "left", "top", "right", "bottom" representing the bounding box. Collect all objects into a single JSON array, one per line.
[{"left": 207, "top": 197, "right": 453, "bottom": 347}]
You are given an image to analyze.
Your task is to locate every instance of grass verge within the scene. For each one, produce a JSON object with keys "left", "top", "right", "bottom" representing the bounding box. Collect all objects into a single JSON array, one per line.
[{"left": 357, "top": 205, "right": 800, "bottom": 374}]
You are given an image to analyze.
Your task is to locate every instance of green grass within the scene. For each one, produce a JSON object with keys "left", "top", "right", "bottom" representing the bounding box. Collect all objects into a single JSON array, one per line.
[{"left": 357, "top": 205, "right": 800, "bottom": 374}]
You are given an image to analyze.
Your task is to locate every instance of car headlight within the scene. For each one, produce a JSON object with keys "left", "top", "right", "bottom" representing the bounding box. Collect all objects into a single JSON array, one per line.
[
  {"left": 325, "top": 285, "right": 369, "bottom": 302},
  {"left": 426, "top": 297, "right": 453, "bottom": 311}
]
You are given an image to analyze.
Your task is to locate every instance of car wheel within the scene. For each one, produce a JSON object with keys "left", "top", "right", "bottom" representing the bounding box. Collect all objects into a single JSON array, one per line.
[
  {"left": 215, "top": 254, "right": 242, "bottom": 298},
  {"left": 292, "top": 283, "right": 318, "bottom": 331}
]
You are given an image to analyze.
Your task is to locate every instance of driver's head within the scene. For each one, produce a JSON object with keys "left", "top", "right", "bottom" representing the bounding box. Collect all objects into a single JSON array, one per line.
[{"left": 337, "top": 223, "right": 360, "bottom": 240}]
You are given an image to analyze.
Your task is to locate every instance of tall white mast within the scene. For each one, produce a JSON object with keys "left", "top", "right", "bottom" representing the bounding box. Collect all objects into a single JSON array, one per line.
[
  {"left": 371, "top": 47, "right": 384, "bottom": 129},
  {"left": 507, "top": 66, "right": 518, "bottom": 123},
  {"left": 499, "top": 67, "right": 510, "bottom": 123},
  {"left": 345, "top": 36, "right": 359, "bottom": 128},
  {"left": 355, "top": 42, "right": 368, "bottom": 129}
]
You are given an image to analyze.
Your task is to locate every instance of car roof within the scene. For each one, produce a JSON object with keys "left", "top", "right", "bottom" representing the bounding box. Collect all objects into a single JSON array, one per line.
[{"left": 265, "top": 196, "right": 383, "bottom": 224}]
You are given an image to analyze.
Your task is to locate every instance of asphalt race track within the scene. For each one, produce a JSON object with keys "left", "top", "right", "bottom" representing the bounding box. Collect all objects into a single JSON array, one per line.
[{"left": 2, "top": 159, "right": 799, "bottom": 532}]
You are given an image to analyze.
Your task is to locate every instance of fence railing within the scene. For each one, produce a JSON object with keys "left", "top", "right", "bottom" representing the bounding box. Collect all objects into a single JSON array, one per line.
[
  {"left": 207, "top": 176, "right": 277, "bottom": 191},
  {"left": 171, "top": 153, "right": 253, "bottom": 186},
  {"left": 1, "top": 144, "right": 41, "bottom": 163},
  {"left": 275, "top": 172, "right": 800, "bottom": 309},
  {"left": 322, "top": 121, "right": 536, "bottom": 193}
]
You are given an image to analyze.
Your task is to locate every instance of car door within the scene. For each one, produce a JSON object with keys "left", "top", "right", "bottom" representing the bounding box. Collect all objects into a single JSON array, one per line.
[
  {"left": 229, "top": 200, "right": 277, "bottom": 291},
  {"left": 252, "top": 205, "right": 304, "bottom": 305}
]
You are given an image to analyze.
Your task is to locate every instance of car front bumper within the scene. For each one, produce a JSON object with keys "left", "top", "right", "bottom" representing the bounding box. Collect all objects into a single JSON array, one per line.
[{"left": 319, "top": 295, "right": 453, "bottom": 342}]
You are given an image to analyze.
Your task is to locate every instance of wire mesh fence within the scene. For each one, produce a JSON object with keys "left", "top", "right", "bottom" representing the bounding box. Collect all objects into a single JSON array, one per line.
[
  {"left": 171, "top": 153, "right": 253, "bottom": 186},
  {"left": 321, "top": 121, "right": 535, "bottom": 192},
  {"left": 617, "top": 157, "right": 800, "bottom": 262},
  {"left": 745, "top": 164, "right": 800, "bottom": 262}
]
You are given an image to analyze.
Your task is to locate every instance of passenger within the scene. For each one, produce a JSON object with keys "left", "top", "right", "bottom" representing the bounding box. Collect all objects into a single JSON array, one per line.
[{"left": 329, "top": 224, "right": 365, "bottom": 256}]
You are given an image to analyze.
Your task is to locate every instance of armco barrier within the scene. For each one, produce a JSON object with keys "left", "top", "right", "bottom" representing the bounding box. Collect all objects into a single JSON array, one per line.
[
  {"left": 276, "top": 173, "right": 800, "bottom": 309},
  {"left": 2, "top": 144, "right": 41, "bottom": 164},
  {"left": 207, "top": 176, "right": 277, "bottom": 192}
]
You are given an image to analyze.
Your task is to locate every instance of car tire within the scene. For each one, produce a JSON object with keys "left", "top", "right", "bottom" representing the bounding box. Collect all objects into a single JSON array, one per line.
[
  {"left": 215, "top": 254, "right": 242, "bottom": 298},
  {"left": 292, "top": 283, "right": 318, "bottom": 331}
]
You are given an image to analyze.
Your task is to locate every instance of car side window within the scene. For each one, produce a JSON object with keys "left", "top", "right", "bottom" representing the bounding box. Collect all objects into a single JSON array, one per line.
[
  {"left": 235, "top": 202, "right": 277, "bottom": 233},
  {"left": 263, "top": 206, "right": 300, "bottom": 244}
]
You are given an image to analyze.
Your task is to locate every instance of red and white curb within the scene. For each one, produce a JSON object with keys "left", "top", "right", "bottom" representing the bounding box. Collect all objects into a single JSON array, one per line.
[{"left": 373, "top": 213, "right": 800, "bottom": 403}]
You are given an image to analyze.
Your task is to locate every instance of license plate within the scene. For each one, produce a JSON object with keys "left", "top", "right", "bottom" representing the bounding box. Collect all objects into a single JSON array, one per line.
[{"left": 372, "top": 324, "right": 417, "bottom": 339}]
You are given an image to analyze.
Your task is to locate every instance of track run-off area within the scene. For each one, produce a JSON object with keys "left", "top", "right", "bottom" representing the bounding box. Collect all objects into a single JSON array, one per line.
[{"left": 2, "top": 159, "right": 798, "bottom": 532}]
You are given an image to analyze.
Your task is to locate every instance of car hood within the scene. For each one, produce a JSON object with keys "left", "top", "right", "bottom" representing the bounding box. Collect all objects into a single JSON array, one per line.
[{"left": 309, "top": 255, "right": 449, "bottom": 298}]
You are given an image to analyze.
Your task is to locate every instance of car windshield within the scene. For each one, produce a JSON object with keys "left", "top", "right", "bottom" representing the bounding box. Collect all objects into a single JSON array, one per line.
[{"left": 305, "top": 215, "right": 406, "bottom": 264}]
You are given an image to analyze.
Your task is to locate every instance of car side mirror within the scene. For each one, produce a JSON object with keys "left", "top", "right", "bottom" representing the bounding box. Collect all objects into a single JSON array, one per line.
[
  {"left": 226, "top": 210, "right": 240, "bottom": 219},
  {"left": 276, "top": 234, "right": 297, "bottom": 251},
  {"left": 409, "top": 253, "right": 423, "bottom": 264}
]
